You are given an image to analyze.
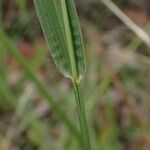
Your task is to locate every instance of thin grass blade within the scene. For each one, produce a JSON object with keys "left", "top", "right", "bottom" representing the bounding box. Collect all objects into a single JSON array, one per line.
[{"left": 33, "top": 0, "right": 86, "bottom": 80}]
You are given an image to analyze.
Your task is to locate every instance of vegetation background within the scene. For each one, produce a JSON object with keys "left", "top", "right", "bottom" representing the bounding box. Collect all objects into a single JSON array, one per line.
[{"left": 0, "top": 0, "right": 150, "bottom": 149}]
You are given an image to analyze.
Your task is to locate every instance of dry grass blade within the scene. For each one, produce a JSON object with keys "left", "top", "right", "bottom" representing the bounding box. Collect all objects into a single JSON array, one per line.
[{"left": 100, "top": 0, "right": 150, "bottom": 47}]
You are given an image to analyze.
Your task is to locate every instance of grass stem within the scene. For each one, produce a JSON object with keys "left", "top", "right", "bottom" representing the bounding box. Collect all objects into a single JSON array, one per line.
[{"left": 72, "top": 81, "right": 91, "bottom": 150}]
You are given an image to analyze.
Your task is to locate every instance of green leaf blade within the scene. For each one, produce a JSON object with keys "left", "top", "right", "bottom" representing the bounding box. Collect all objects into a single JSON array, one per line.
[
  {"left": 34, "top": 0, "right": 71, "bottom": 77},
  {"left": 66, "top": 0, "right": 86, "bottom": 77},
  {"left": 34, "top": 0, "right": 86, "bottom": 80}
]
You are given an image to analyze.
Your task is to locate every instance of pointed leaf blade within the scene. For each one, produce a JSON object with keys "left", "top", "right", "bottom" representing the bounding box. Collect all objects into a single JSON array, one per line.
[
  {"left": 34, "top": 0, "right": 86, "bottom": 80},
  {"left": 34, "top": 0, "right": 71, "bottom": 77}
]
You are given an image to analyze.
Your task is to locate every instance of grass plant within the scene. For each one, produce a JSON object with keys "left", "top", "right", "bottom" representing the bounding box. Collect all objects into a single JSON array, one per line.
[
  {"left": 0, "top": 0, "right": 149, "bottom": 149},
  {"left": 34, "top": 0, "right": 91, "bottom": 149}
]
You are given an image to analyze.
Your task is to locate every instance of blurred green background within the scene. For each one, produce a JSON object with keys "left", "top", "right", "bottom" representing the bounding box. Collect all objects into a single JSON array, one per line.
[{"left": 0, "top": 0, "right": 150, "bottom": 149}]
